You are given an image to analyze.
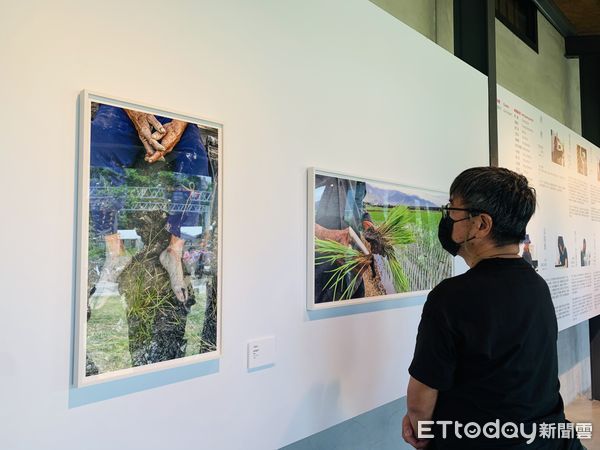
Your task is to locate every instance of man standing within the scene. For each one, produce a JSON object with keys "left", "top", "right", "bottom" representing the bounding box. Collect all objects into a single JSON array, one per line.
[{"left": 402, "top": 167, "right": 584, "bottom": 449}]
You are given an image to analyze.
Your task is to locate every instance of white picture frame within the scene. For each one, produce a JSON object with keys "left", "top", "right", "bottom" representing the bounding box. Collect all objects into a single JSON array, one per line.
[
  {"left": 307, "top": 168, "right": 452, "bottom": 310},
  {"left": 74, "top": 90, "right": 223, "bottom": 386}
]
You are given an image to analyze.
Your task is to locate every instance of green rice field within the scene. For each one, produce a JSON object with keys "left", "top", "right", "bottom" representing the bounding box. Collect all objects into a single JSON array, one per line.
[{"left": 365, "top": 204, "right": 450, "bottom": 292}]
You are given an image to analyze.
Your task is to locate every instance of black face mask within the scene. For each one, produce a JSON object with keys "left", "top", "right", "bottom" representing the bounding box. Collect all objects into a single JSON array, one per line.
[{"left": 438, "top": 215, "right": 475, "bottom": 256}]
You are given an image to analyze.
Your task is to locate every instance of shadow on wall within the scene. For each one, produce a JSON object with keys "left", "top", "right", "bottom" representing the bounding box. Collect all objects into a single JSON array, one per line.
[
  {"left": 306, "top": 296, "right": 426, "bottom": 321},
  {"left": 559, "top": 322, "right": 590, "bottom": 374},
  {"left": 69, "top": 359, "right": 219, "bottom": 407},
  {"left": 558, "top": 322, "right": 592, "bottom": 405}
]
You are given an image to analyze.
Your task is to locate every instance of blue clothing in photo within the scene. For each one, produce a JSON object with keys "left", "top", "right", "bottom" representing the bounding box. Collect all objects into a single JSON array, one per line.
[{"left": 89, "top": 104, "right": 210, "bottom": 237}]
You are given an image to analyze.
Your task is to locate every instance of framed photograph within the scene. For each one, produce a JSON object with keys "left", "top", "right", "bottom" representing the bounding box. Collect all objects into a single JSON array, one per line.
[
  {"left": 75, "top": 91, "right": 222, "bottom": 386},
  {"left": 307, "top": 168, "right": 452, "bottom": 310}
]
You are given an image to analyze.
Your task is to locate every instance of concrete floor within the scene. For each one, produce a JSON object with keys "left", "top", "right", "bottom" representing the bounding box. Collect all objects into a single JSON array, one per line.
[{"left": 565, "top": 396, "right": 600, "bottom": 449}]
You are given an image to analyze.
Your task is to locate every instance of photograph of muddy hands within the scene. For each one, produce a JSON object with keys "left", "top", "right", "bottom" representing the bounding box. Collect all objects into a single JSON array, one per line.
[
  {"left": 309, "top": 169, "right": 453, "bottom": 309},
  {"left": 75, "top": 92, "right": 222, "bottom": 385}
]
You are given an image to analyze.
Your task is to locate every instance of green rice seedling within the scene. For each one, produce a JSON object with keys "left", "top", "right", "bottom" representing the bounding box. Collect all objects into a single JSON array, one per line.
[
  {"left": 119, "top": 215, "right": 187, "bottom": 362},
  {"left": 123, "top": 255, "right": 181, "bottom": 347},
  {"left": 387, "top": 255, "right": 410, "bottom": 292},
  {"left": 315, "top": 206, "right": 415, "bottom": 299},
  {"left": 315, "top": 239, "right": 372, "bottom": 300},
  {"left": 365, "top": 206, "right": 414, "bottom": 292},
  {"left": 365, "top": 206, "right": 415, "bottom": 257}
]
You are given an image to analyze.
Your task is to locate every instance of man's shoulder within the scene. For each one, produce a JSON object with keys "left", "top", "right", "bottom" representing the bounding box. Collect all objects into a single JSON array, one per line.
[
  {"left": 429, "top": 272, "right": 471, "bottom": 299},
  {"left": 424, "top": 267, "right": 504, "bottom": 313},
  {"left": 424, "top": 273, "right": 471, "bottom": 314},
  {"left": 427, "top": 262, "right": 552, "bottom": 314}
]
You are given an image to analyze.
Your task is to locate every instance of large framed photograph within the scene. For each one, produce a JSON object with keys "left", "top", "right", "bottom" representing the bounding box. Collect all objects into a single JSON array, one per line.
[
  {"left": 75, "top": 91, "right": 222, "bottom": 386},
  {"left": 308, "top": 168, "right": 452, "bottom": 310}
]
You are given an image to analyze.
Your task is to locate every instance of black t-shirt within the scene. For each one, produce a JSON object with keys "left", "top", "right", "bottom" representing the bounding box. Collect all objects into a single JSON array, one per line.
[{"left": 409, "top": 258, "right": 582, "bottom": 449}]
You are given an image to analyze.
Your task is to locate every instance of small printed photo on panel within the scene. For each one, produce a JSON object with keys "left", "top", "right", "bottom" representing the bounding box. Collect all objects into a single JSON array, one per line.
[
  {"left": 520, "top": 234, "right": 537, "bottom": 270},
  {"left": 555, "top": 235, "right": 569, "bottom": 268},
  {"left": 577, "top": 145, "right": 588, "bottom": 176},
  {"left": 551, "top": 130, "right": 565, "bottom": 166},
  {"left": 580, "top": 238, "right": 590, "bottom": 267}
]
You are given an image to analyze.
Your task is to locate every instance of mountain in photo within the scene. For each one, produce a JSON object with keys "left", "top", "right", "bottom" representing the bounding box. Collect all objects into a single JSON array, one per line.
[{"left": 364, "top": 183, "right": 438, "bottom": 208}]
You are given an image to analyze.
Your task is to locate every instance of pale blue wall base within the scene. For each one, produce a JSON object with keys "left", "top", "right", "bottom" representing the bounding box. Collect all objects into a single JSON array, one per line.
[{"left": 281, "top": 397, "right": 413, "bottom": 450}]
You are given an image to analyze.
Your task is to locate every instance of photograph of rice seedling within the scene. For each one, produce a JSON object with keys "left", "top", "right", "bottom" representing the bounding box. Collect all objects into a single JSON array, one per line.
[
  {"left": 308, "top": 169, "right": 452, "bottom": 309},
  {"left": 75, "top": 92, "right": 221, "bottom": 385}
]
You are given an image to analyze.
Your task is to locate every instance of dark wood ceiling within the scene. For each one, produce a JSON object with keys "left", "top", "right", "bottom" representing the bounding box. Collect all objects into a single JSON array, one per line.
[{"left": 552, "top": 0, "right": 600, "bottom": 35}]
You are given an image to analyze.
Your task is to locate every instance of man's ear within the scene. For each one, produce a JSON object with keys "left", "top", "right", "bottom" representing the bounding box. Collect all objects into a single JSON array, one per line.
[{"left": 477, "top": 213, "right": 493, "bottom": 236}]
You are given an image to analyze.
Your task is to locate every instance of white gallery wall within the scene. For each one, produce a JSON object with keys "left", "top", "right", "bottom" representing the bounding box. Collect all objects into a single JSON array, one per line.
[{"left": 0, "top": 1, "right": 488, "bottom": 449}]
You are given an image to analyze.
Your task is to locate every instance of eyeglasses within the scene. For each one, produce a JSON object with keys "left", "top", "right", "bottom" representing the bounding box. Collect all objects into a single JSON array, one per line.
[{"left": 440, "top": 203, "right": 485, "bottom": 220}]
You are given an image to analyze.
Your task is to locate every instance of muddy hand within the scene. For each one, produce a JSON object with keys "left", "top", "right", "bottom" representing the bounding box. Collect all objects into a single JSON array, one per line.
[
  {"left": 124, "top": 109, "right": 166, "bottom": 158},
  {"left": 147, "top": 119, "right": 188, "bottom": 163},
  {"left": 314, "top": 224, "right": 351, "bottom": 246}
]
